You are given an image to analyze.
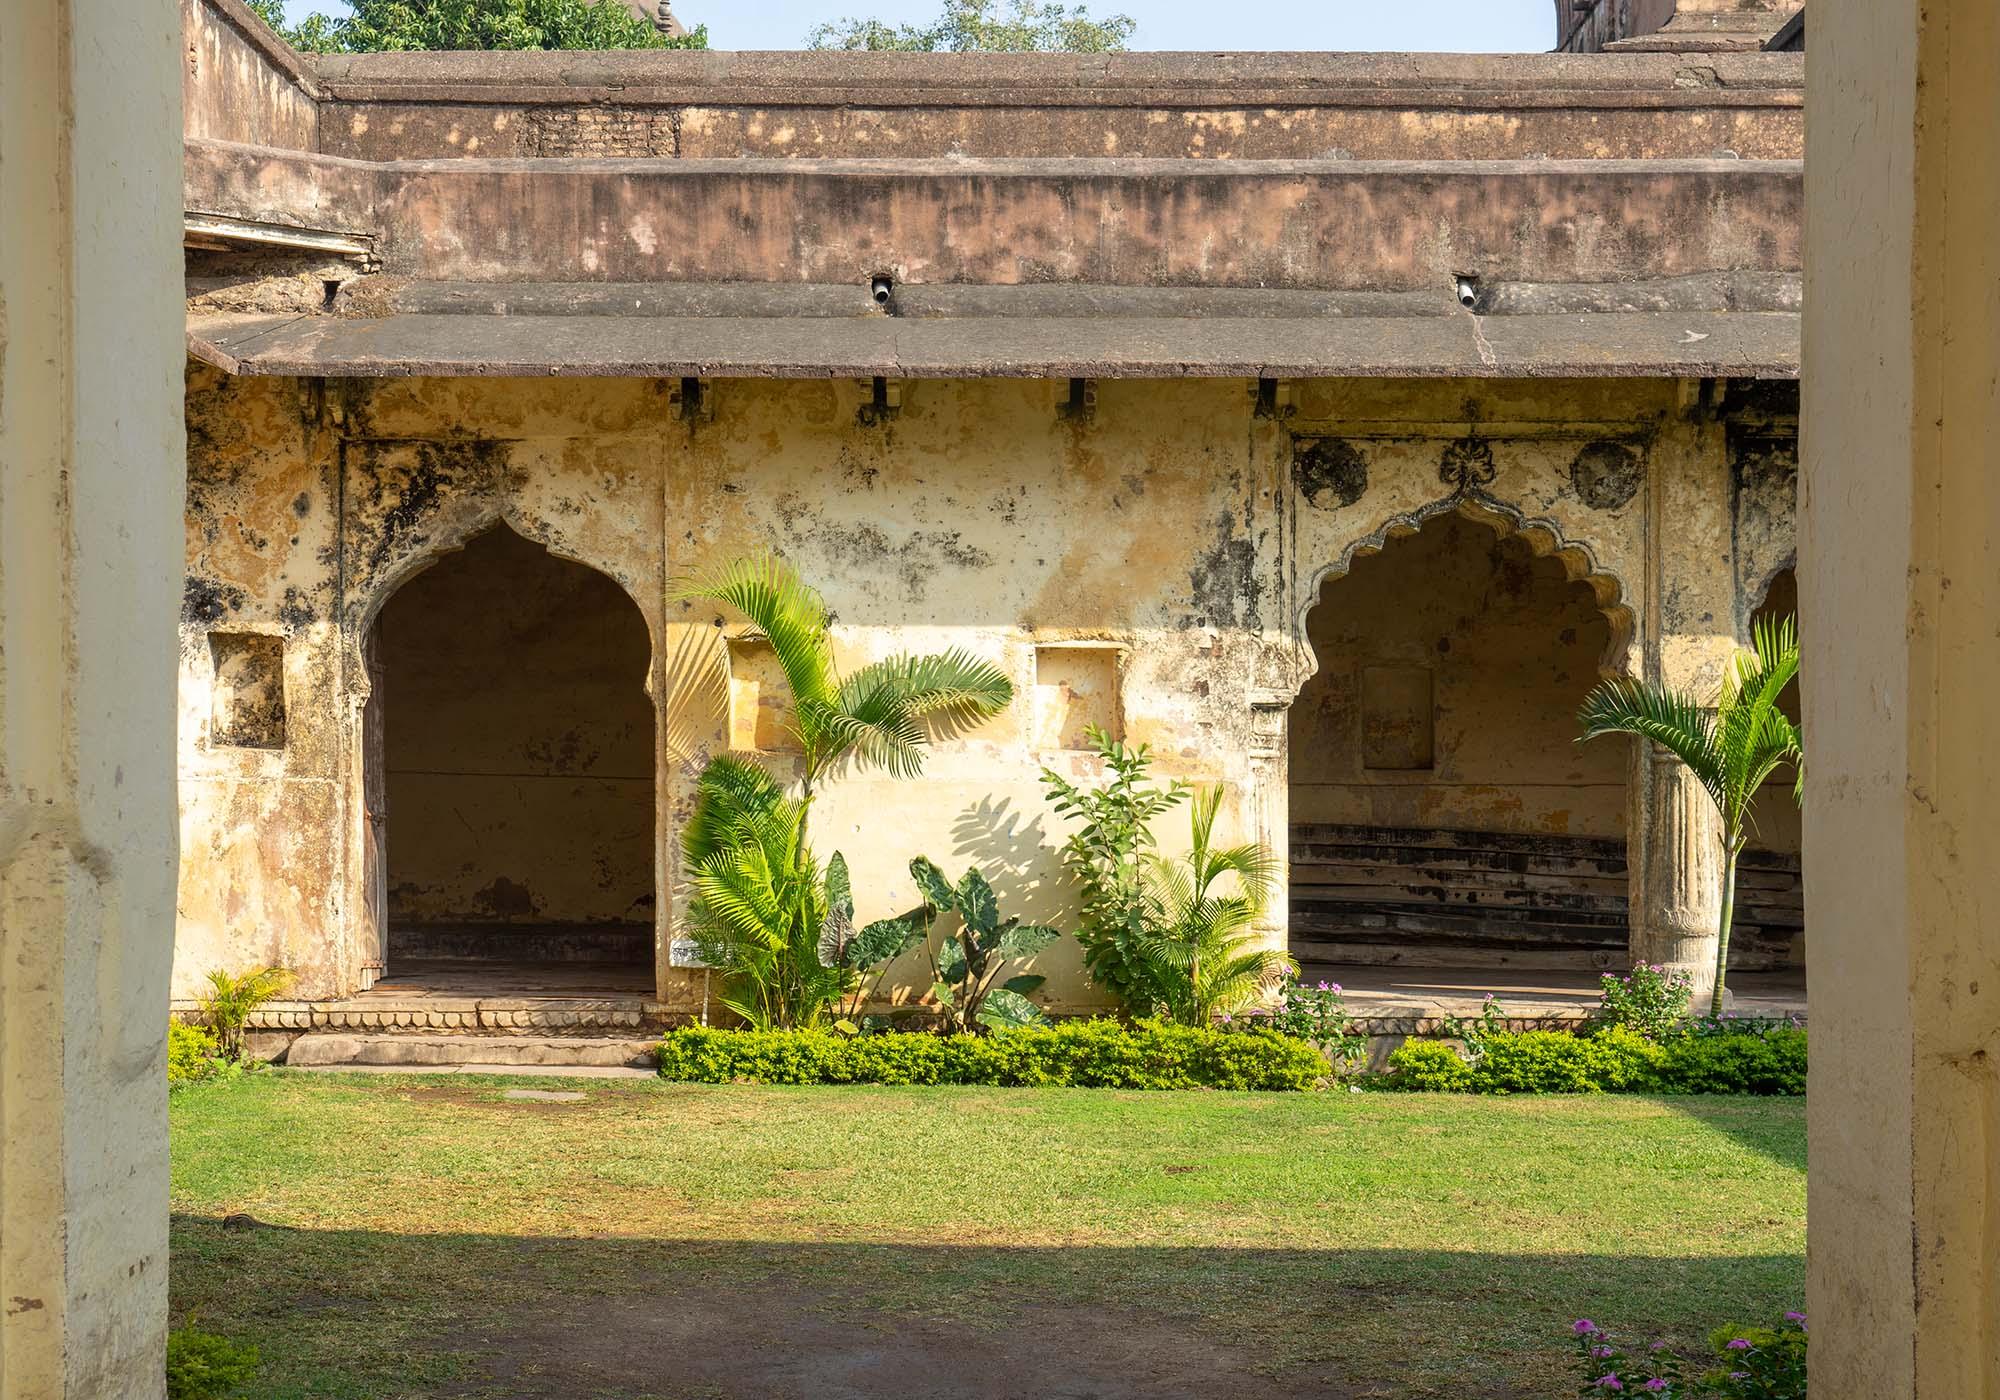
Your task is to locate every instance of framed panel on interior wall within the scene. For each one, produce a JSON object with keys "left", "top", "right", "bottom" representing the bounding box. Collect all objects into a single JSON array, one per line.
[
  {"left": 1031, "top": 641, "right": 1127, "bottom": 750},
  {"left": 1359, "top": 663, "right": 1435, "bottom": 772}
]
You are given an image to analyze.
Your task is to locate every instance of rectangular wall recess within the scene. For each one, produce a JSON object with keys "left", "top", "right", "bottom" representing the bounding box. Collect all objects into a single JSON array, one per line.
[
  {"left": 1033, "top": 644, "right": 1124, "bottom": 750},
  {"left": 209, "top": 631, "right": 288, "bottom": 750},
  {"left": 726, "top": 636, "right": 798, "bottom": 752}
]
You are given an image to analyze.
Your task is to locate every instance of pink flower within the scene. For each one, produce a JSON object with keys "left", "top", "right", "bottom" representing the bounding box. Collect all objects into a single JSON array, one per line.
[
  {"left": 1596, "top": 1377, "right": 1623, "bottom": 1392},
  {"left": 1725, "top": 1339, "right": 1752, "bottom": 1351},
  {"left": 1783, "top": 1311, "right": 1806, "bottom": 1325},
  {"left": 1642, "top": 1382, "right": 1668, "bottom": 1394},
  {"left": 1591, "top": 1345, "right": 1614, "bottom": 1359},
  {"left": 1574, "top": 1320, "right": 1600, "bottom": 1337}
]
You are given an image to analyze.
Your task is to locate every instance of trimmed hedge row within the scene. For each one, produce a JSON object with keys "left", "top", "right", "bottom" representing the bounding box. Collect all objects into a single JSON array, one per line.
[
  {"left": 1386, "top": 1026, "right": 1807, "bottom": 1095},
  {"left": 655, "top": 1019, "right": 1329, "bottom": 1091}
]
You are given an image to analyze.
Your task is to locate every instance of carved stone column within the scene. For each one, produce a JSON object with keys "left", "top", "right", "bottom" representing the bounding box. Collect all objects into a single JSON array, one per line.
[
  {"left": 1245, "top": 686, "right": 1295, "bottom": 956},
  {"left": 1625, "top": 401, "right": 1736, "bottom": 1006},
  {"left": 1627, "top": 744, "right": 1725, "bottom": 1004}
]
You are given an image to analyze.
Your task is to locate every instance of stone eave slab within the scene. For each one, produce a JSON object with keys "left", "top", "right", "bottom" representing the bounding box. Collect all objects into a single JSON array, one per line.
[{"left": 186, "top": 309, "right": 1800, "bottom": 380}]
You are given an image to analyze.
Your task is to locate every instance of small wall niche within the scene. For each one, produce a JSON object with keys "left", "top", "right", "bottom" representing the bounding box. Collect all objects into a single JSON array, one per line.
[
  {"left": 209, "top": 631, "right": 287, "bottom": 750},
  {"left": 1033, "top": 643, "right": 1123, "bottom": 750},
  {"left": 1359, "top": 664, "right": 1434, "bottom": 771},
  {"left": 726, "top": 636, "right": 798, "bottom": 752}
]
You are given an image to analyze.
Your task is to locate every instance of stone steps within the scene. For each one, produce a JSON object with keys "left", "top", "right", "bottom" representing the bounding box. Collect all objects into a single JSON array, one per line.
[{"left": 283, "top": 1032, "right": 659, "bottom": 1070}]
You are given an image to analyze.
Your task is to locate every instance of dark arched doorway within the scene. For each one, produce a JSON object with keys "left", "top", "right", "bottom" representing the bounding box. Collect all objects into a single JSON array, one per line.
[
  {"left": 1737, "top": 564, "right": 1805, "bottom": 972},
  {"left": 370, "top": 526, "right": 654, "bottom": 992},
  {"left": 1288, "top": 512, "right": 1628, "bottom": 975}
]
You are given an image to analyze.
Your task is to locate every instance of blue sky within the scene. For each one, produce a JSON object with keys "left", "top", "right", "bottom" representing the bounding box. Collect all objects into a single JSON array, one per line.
[{"left": 278, "top": 0, "right": 1556, "bottom": 52}]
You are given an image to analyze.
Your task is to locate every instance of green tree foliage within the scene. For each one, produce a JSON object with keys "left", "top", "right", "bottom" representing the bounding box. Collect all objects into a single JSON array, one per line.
[
  {"left": 676, "top": 554, "right": 1013, "bottom": 1029},
  {"left": 1133, "top": 785, "right": 1296, "bottom": 1026},
  {"left": 807, "top": 0, "right": 1133, "bottom": 51},
  {"left": 245, "top": 0, "right": 708, "bottom": 53},
  {"left": 1577, "top": 613, "right": 1803, "bottom": 1016}
]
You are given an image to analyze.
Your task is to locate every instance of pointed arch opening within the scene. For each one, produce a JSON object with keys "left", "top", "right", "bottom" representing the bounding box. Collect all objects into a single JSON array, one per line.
[
  {"left": 1287, "top": 510, "right": 1632, "bottom": 975},
  {"left": 1738, "top": 563, "right": 1805, "bottom": 972},
  {"left": 366, "top": 524, "right": 655, "bottom": 993}
]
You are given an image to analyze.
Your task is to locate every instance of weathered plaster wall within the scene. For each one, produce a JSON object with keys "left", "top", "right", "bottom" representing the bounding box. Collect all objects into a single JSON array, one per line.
[
  {"left": 379, "top": 526, "right": 655, "bottom": 934},
  {"left": 174, "top": 372, "right": 1796, "bottom": 1013},
  {"left": 175, "top": 366, "right": 345, "bottom": 994},
  {"left": 1291, "top": 512, "right": 1625, "bottom": 837}
]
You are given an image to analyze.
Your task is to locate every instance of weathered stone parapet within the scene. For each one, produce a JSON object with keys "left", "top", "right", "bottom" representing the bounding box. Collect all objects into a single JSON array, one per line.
[{"left": 302, "top": 48, "right": 1803, "bottom": 163}]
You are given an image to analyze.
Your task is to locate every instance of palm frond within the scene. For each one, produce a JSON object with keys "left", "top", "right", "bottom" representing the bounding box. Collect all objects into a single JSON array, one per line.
[
  {"left": 1578, "top": 678, "right": 1725, "bottom": 807},
  {"left": 674, "top": 553, "right": 836, "bottom": 709},
  {"left": 1715, "top": 614, "right": 1802, "bottom": 822},
  {"left": 1194, "top": 842, "right": 1279, "bottom": 905},
  {"left": 1197, "top": 944, "right": 1297, "bottom": 1020},
  {"left": 797, "top": 694, "right": 929, "bottom": 780},
  {"left": 839, "top": 650, "right": 1014, "bottom": 733},
  {"left": 680, "top": 754, "right": 787, "bottom": 862}
]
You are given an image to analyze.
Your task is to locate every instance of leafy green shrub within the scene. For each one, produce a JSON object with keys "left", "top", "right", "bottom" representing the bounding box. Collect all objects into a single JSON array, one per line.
[
  {"left": 1477, "top": 1027, "right": 1660, "bottom": 1094},
  {"left": 1265, "top": 975, "right": 1366, "bottom": 1067},
  {"left": 1383, "top": 1038, "right": 1473, "bottom": 1092},
  {"left": 656, "top": 1019, "right": 1327, "bottom": 1091},
  {"left": 1385, "top": 1025, "right": 1804, "bottom": 1095},
  {"left": 1134, "top": 785, "right": 1295, "bottom": 1026},
  {"left": 1596, "top": 963, "right": 1695, "bottom": 1040},
  {"left": 168, "top": 1022, "right": 223, "bottom": 1086},
  {"left": 1696, "top": 1316, "right": 1807, "bottom": 1399},
  {"left": 166, "top": 1322, "right": 259, "bottom": 1400},
  {"left": 1649, "top": 1028, "right": 1807, "bottom": 1096}
]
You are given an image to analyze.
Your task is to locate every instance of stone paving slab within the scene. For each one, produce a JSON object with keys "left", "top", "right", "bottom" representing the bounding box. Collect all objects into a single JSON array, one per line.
[
  {"left": 289, "top": 1062, "right": 656, "bottom": 1079},
  {"left": 286, "top": 1032, "right": 658, "bottom": 1069}
]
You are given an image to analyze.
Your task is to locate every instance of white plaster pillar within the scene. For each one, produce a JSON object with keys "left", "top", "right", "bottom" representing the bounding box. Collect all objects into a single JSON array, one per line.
[
  {"left": 1625, "top": 408, "right": 1736, "bottom": 1004},
  {"left": 1804, "top": 1, "right": 2000, "bottom": 1394},
  {"left": 0, "top": 0, "right": 186, "bottom": 1394}
]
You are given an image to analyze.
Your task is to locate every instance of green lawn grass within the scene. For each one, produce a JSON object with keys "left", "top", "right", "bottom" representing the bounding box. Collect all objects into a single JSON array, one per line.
[{"left": 169, "top": 1073, "right": 1804, "bottom": 1399}]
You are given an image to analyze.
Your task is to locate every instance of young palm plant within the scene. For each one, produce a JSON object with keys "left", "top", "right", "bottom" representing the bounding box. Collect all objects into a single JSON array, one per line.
[
  {"left": 197, "top": 965, "right": 294, "bottom": 1061},
  {"left": 680, "top": 755, "right": 847, "bottom": 1029},
  {"left": 1577, "top": 613, "right": 1803, "bottom": 1017},
  {"left": 676, "top": 554, "right": 1014, "bottom": 1028},
  {"left": 1134, "top": 785, "right": 1297, "bottom": 1026}
]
